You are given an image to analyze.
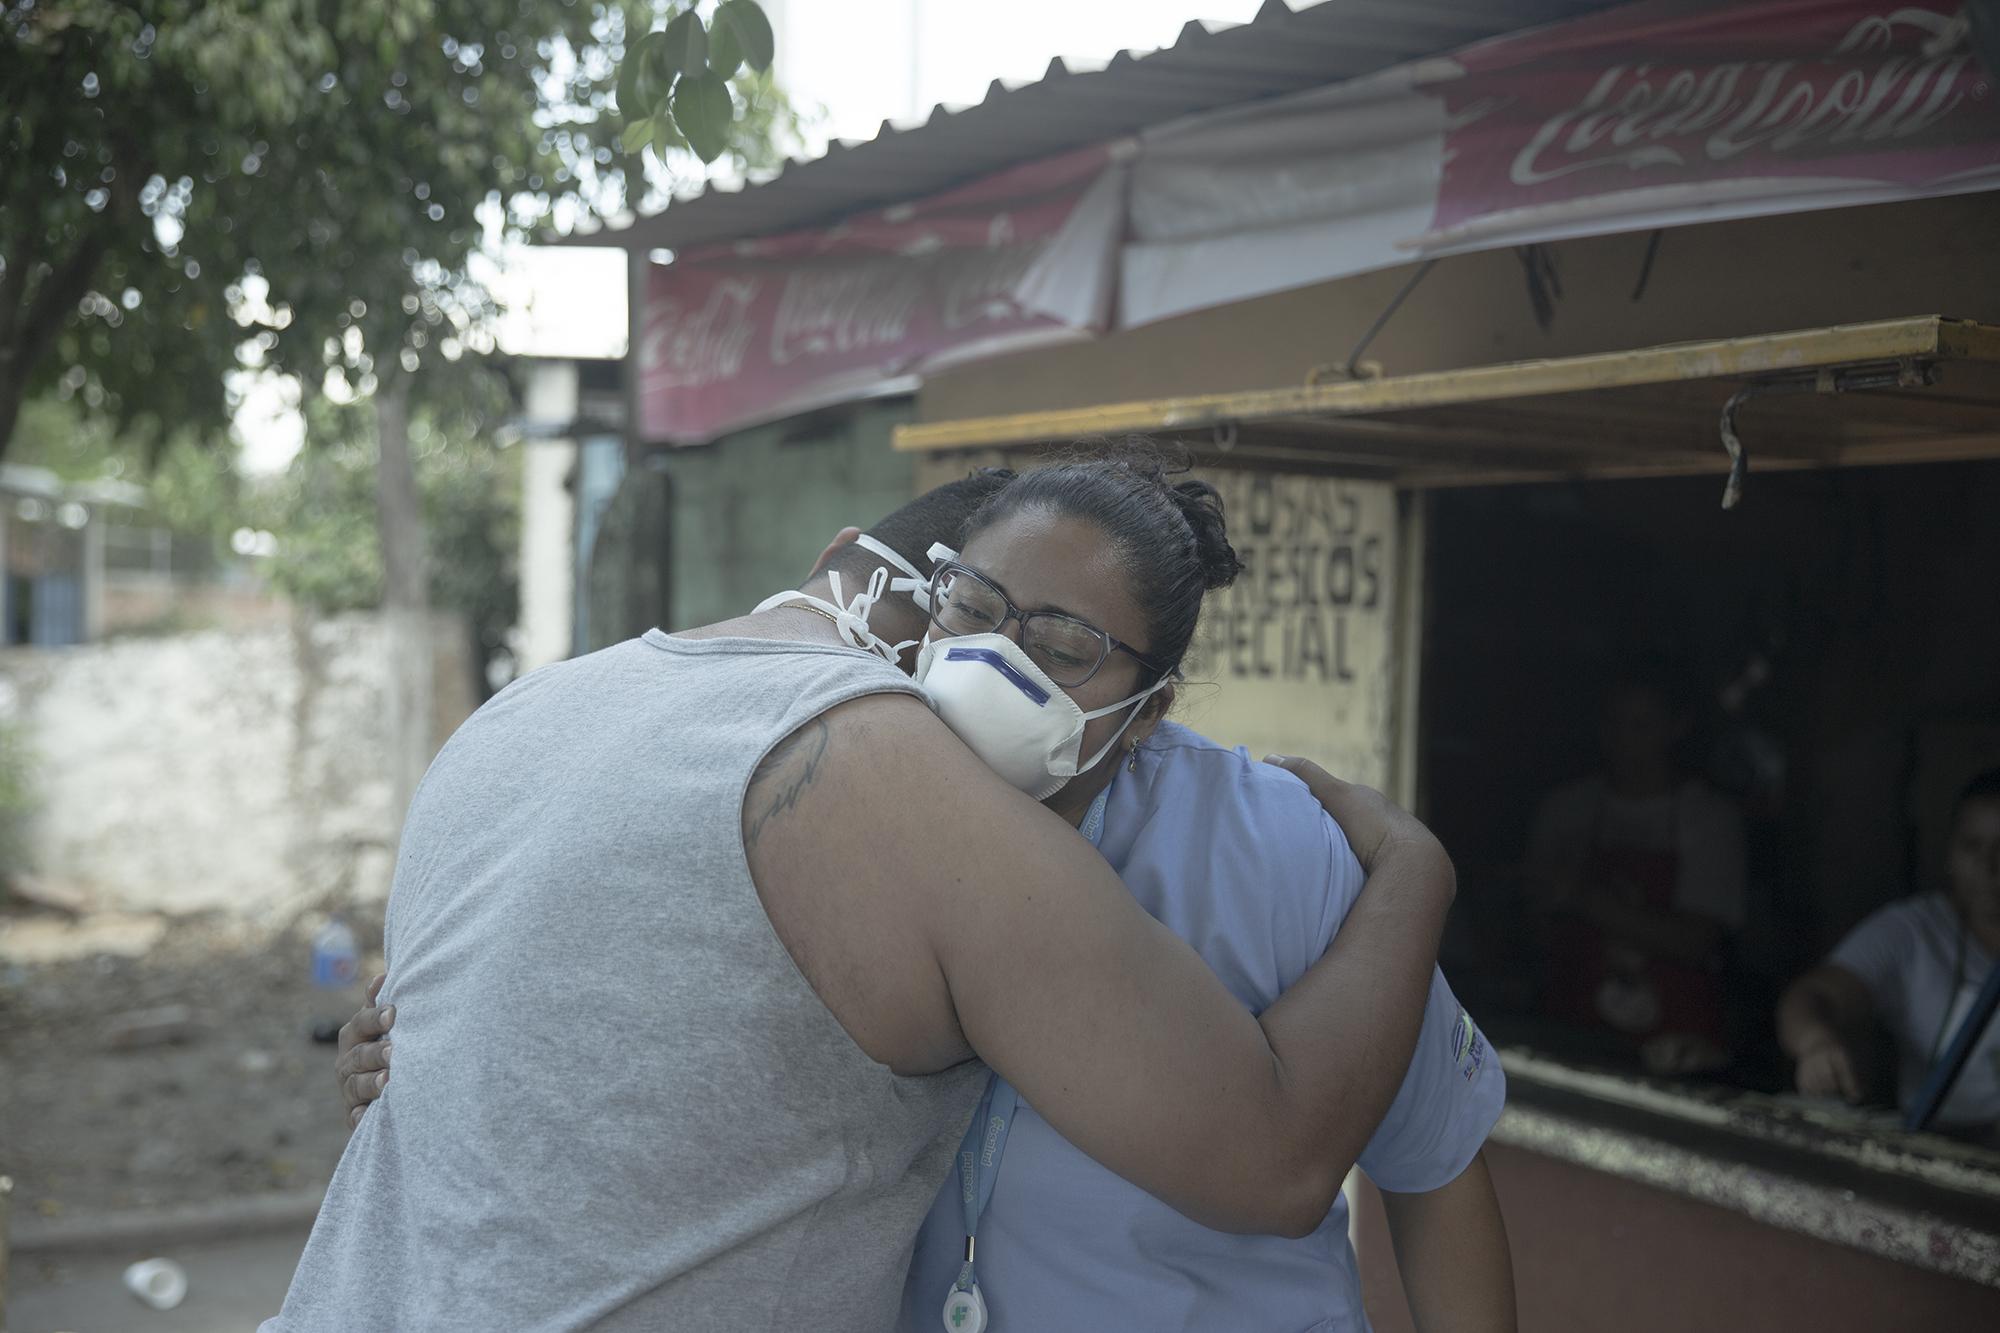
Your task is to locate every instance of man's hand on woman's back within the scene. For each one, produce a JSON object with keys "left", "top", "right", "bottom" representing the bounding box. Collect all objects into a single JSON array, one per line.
[{"left": 337, "top": 972, "right": 395, "bottom": 1128}]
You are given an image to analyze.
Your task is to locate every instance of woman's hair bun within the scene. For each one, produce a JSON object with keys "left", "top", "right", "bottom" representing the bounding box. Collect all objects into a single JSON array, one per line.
[{"left": 1169, "top": 479, "right": 1244, "bottom": 591}]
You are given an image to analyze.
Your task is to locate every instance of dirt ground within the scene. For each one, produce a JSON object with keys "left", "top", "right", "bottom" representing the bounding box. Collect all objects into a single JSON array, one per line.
[
  {"left": 10, "top": 1225, "right": 311, "bottom": 1332},
  {"left": 0, "top": 905, "right": 383, "bottom": 1227}
]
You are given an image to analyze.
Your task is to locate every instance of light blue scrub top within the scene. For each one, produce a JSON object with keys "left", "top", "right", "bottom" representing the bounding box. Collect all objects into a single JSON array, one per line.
[{"left": 898, "top": 722, "right": 1506, "bottom": 1333}]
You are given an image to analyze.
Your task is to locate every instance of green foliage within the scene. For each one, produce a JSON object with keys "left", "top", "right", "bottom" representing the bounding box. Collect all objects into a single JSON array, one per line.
[
  {"left": 6, "top": 393, "right": 134, "bottom": 483},
  {"left": 659, "top": 9, "right": 708, "bottom": 79},
  {"left": 673, "top": 70, "right": 736, "bottom": 164},
  {"left": 1, "top": 0, "right": 789, "bottom": 685},
  {"left": 252, "top": 431, "right": 384, "bottom": 614},
  {"left": 618, "top": 0, "right": 776, "bottom": 164},
  {"left": 709, "top": 1, "right": 775, "bottom": 82},
  {"left": 144, "top": 431, "right": 245, "bottom": 538},
  {"left": 1, "top": 0, "right": 791, "bottom": 458},
  {"left": 7, "top": 393, "right": 240, "bottom": 533},
  {"left": 248, "top": 371, "right": 521, "bottom": 673}
]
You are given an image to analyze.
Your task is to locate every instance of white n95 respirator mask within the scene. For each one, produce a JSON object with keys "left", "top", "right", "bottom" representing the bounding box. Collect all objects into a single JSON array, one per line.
[{"left": 914, "top": 632, "right": 1170, "bottom": 801}]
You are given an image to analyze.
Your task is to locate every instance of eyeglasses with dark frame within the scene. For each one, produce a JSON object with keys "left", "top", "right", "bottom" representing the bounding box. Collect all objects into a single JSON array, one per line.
[{"left": 926, "top": 560, "right": 1167, "bottom": 689}]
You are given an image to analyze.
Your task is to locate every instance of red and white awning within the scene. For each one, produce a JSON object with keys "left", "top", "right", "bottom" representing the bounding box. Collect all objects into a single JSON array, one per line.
[{"left": 1121, "top": 0, "right": 2000, "bottom": 324}]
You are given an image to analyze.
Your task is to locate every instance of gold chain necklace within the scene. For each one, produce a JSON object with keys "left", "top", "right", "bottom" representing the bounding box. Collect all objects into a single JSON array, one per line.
[{"left": 775, "top": 599, "right": 843, "bottom": 630}]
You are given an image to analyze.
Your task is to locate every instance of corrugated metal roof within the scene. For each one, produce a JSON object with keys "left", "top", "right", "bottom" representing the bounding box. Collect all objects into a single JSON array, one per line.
[{"left": 576, "top": 0, "right": 1619, "bottom": 253}]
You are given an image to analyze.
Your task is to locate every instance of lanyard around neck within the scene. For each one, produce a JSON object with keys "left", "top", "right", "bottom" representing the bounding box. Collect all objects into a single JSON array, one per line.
[
  {"left": 1925, "top": 916, "right": 1972, "bottom": 1067},
  {"left": 952, "top": 1078, "right": 1020, "bottom": 1289}
]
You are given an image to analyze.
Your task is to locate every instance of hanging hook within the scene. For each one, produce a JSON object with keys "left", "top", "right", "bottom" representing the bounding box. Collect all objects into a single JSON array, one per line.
[
  {"left": 1717, "top": 358, "right": 1942, "bottom": 509},
  {"left": 1211, "top": 421, "right": 1238, "bottom": 454},
  {"left": 1717, "top": 387, "right": 1754, "bottom": 510}
]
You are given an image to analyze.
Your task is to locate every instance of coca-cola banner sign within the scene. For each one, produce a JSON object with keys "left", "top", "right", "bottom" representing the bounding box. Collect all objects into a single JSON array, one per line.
[
  {"left": 638, "top": 145, "right": 1119, "bottom": 444},
  {"left": 1429, "top": 0, "right": 2000, "bottom": 243},
  {"left": 1123, "top": 0, "right": 2000, "bottom": 327}
]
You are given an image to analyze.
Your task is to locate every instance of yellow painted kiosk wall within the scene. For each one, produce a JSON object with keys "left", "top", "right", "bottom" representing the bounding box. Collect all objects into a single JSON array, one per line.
[{"left": 1179, "top": 470, "right": 1400, "bottom": 791}]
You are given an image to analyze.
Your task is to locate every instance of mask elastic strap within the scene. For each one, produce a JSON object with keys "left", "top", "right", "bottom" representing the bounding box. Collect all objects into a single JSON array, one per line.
[
  {"left": 752, "top": 567, "right": 917, "bottom": 666},
  {"left": 853, "top": 532, "right": 928, "bottom": 584},
  {"left": 1073, "top": 673, "right": 1175, "bottom": 775},
  {"left": 824, "top": 565, "right": 920, "bottom": 664},
  {"left": 853, "top": 532, "right": 935, "bottom": 612}
]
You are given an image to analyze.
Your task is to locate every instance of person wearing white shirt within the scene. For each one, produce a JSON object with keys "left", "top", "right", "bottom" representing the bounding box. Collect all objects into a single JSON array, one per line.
[{"left": 1779, "top": 768, "right": 2000, "bottom": 1134}]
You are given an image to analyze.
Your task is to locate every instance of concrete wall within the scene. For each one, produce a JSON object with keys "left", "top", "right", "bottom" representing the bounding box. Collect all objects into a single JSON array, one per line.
[
  {"left": 0, "top": 612, "right": 475, "bottom": 918},
  {"left": 99, "top": 575, "right": 291, "bottom": 638}
]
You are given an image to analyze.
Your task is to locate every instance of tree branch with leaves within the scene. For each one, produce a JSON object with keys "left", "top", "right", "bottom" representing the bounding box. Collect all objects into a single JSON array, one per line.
[{"left": 0, "top": 0, "right": 785, "bottom": 467}]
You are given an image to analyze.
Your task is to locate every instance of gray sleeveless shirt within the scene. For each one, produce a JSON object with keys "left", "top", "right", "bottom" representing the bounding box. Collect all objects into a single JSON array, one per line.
[{"left": 267, "top": 631, "right": 987, "bottom": 1332}]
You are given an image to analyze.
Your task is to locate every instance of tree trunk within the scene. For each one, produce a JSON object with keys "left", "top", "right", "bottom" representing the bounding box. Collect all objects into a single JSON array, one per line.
[
  {"left": 374, "top": 371, "right": 433, "bottom": 845},
  {"left": 0, "top": 366, "right": 26, "bottom": 463},
  {"left": 0, "top": 223, "right": 117, "bottom": 463}
]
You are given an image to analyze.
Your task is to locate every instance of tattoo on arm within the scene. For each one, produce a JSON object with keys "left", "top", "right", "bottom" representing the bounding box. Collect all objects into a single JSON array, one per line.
[{"left": 744, "top": 718, "right": 830, "bottom": 848}]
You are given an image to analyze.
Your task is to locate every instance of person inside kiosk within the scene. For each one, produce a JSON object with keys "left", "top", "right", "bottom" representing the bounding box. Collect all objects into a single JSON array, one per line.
[
  {"left": 1779, "top": 768, "right": 2000, "bottom": 1142},
  {"left": 1524, "top": 661, "right": 1750, "bottom": 1077}
]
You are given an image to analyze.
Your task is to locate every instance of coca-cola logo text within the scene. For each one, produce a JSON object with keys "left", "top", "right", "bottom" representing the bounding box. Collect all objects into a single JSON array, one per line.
[
  {"left": 939, "top": 244, "right": 1039, "bottom": 332},
  {"left": 770, "top": 261, "right": 923, "bottom": 366},
  {"left": 1511, "top": 9, "right": 1982, "bottom": 186},
  {"left": 641, "top": 278, "right": 760, "bottom": 389}
]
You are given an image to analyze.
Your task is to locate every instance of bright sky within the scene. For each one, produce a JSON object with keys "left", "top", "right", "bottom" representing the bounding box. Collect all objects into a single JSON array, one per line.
[
  {"left": 769, "top": 0, "right": 1271, "bottom": 147},
  {"left": 238, "top": 0, "right": 1277, "bottom": 470}
]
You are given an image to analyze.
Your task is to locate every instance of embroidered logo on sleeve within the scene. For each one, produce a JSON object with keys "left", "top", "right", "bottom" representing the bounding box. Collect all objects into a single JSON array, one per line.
[{"left": 1452, "top": 1008, "right": 1487, "bottom": 1083}]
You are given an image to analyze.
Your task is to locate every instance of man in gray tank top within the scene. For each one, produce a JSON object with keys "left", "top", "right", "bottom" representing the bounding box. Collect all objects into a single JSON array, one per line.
[{"left": 267, "top": 475, "right": 1458, "bottom": 1331}]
